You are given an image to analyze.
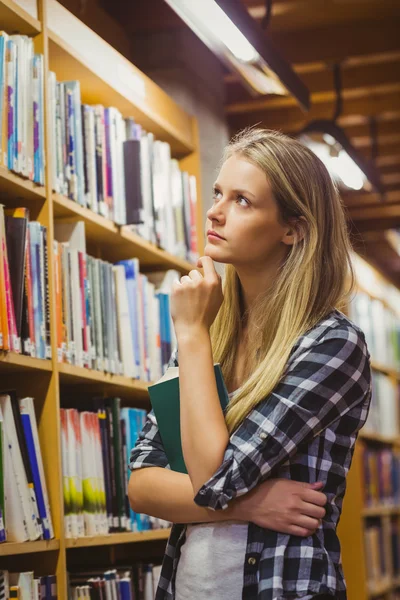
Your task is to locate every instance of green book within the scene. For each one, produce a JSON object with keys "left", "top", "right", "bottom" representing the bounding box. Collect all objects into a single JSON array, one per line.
[{"left": 148, "top": 364, "right": 230, "bottom": 474}]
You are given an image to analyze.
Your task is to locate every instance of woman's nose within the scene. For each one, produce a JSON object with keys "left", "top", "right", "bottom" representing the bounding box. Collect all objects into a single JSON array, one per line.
[{"left": 207, "top": 200, "right": 225, "bottom": 222}]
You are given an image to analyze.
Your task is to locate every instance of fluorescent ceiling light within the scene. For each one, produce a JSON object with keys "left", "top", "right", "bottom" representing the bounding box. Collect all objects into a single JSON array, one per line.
[
  {"left": 164, "top": 0, "right": 310, "bottom": 109},
  {"left": 298, "top": 120, "right": 384, "bottom": 194}
]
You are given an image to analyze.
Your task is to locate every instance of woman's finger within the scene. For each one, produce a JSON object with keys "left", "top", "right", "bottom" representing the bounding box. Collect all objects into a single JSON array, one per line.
[
  {"left": 180, "top": 275, "right": 192, "bottom": 284},
  {"left": 189, "top": 269, "right": 203, "bottom": 281},
  {"left": 197, "top": 256, "right": 218, "bottom": 282},
  {"left": 299, "top": 501, "right": 326, "bottom": 520}
]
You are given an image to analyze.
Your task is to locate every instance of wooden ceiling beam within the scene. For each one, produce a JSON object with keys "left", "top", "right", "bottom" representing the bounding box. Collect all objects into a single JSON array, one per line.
[
  {"left": 244, "top": 0, "right": 400, "bottom": 33},
  {"left": 225, "top": 60, "right": 400, "bottom": 106},
  {"left": 343, "top": 189, "right": 400, "bottom": 208},
  {"left": 227, "top": 90, "right": 400, "bottom": 133},
  {"left": 264, "top": 20, "right": 400, "bottom": 65}
]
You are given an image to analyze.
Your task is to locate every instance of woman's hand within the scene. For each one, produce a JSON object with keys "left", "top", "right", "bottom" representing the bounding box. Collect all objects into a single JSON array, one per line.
[
  {"left": 171, "top": 256, "right": 224, "bottom": 339},
  {"left": 233, "top": 479, "right": 327, "bottom": 537}
]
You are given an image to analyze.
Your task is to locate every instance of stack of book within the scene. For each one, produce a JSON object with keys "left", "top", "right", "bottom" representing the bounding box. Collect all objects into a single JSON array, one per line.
[
  {"left": 60, "top": 399, "right": 169, "bottom": 538},
  {"left": 48, "top": 73, "right": 198, "bottom": 262},
  {"left": 362, "top": 372, "right": 400, "bottom": 438},
  {"left": 0, "top": 33, "right": 45, "bottom": 185},
  {"left": 0, "top": 392, "right": 54, "bottom": 543},
  {"left": 349, "top": 291, "right": 400, "bottom": 370},
  {"left": 69, "top": 564, "right": 161, "bottom": 600},
  {"left": 0, "top": 206, "right": 51, "bottom": 359},
  {"left": 54, "top": 221, "right": 176, "bottom": 381},
  {"left": 362, "top": 446, "right": 400, "bottom": 507},
  {"left": 364, "top": 522, "right": 388, "bottom": 587},
  {"left": 0, "top": 572, "right": 56, "bottom": 600}
]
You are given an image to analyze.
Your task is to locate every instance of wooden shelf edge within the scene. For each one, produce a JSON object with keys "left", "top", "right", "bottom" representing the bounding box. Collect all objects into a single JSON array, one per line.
[
  {"left": 0, "top": 166, "right": 46, "bottom": 199},
  {"left": 363, "top": 504, "right": 400, "bottom": 517},
  {"left": 0, "top": 0, "right": 42, "bottom": 36},
  {"left": 0, "top": 352, "right": 52, "bottom": 372},
  {"left": 371, "top": 360, "right": 400, "bottom": 381},
  {"left": 65, "top": 529, "right": 171, "bottom": 548},
  {"left": 0, "top": 538, "right": 60, "bottom": 556},
  {"left": 57, "top": 362, "right": 150, "bottom": 394},
  {"left": 368, "top": 576, "right": 392, "bottom": 596}
]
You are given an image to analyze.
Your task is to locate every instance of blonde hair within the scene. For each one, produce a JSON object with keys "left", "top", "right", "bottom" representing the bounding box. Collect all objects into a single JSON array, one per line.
[{"left": 210, "top": 128, "right": 355, "bottom": 434}]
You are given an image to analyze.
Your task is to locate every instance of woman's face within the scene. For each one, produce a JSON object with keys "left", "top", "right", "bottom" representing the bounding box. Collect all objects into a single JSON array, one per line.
[{"left": 204, "top": 154, "right": 293, "bottom": 268}]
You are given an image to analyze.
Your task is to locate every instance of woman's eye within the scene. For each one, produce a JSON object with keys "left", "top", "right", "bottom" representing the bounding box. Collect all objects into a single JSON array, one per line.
[
  {"left": 237, "top": 195, "right": 249, "bottom": 207},
  {"left": 213, "top": 189, "right": 222, "bottom": 200}
]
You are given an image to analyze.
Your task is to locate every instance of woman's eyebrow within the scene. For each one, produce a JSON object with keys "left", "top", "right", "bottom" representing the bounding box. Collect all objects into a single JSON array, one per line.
[{"left": 213, "top": 183, "right": 256, "bottom": 200}]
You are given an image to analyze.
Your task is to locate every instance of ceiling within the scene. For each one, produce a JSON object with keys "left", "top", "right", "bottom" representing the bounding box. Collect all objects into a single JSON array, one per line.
[{"left": 101, "top": 0, "right": 400, "bottom": 286}]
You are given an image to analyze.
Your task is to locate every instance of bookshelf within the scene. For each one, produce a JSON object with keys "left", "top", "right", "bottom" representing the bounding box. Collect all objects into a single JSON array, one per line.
[
  {"left": 338, "top": 257, "right": 400, "bottom": 600},
  {"left": 0, "top": 0, "right": 203, "bottom": 597}
]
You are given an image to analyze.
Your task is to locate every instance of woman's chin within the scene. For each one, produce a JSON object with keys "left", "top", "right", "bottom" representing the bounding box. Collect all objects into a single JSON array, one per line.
[{"left": 204, "top": 244, "right": 230, "bottom": 264}]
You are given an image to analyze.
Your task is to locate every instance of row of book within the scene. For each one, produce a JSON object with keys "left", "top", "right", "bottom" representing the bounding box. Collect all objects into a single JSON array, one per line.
[
  {"left": 0, "top": 33, "right": 45, "bottom": 184},
  {"left": 0, "top": 572, "right": 56, "bottom": 600},
  {"left": 61, "top": 400, "right": 168, "bottom": 538},
  {"left": 362, "top": 372, "right": 400, "bottom": 438},
  {"left": 349, "top": 291, "right": 400, "bottom": 371},
  {"left": 365, "top": 523, "right": 387, "bottom": 586},
  {"left": 0, "top": 206, "right": 51, "bottom": 358},
  {"left": 47, "top": 73, "right": 198, "bottom": 261},
  {"left": 69, "top": 564, "right": 161, "bottom": 600},
  {"left": 0, "top": 392, "right": 54, "bottom": 543},
  {"left": 54, "top": 221, "right": 176, "bottom": 381},
  {"left": 362, "top": 447, "right": 400, "bottom": 507}
]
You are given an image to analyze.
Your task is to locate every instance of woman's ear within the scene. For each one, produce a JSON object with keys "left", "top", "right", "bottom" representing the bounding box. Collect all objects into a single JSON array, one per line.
[{"left": 282, "top": 216, "right": 307, "bottom": 246}]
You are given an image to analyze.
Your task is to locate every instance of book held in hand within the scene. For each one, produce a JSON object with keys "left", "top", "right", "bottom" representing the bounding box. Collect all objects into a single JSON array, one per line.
[{"left": 148, "top": 364, "right": 230, "bottom": 474}]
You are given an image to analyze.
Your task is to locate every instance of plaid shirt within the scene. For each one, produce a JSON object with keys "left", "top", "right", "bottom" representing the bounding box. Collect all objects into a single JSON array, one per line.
[{"left": 130, "top": 309, "right": 371, "bottom": 600}]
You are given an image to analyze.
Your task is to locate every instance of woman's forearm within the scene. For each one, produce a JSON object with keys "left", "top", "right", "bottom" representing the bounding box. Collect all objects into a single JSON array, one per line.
[
  {"left": 129, "top": 467, "right": 241, "bottom": 524},
  {"left": 178, "top": 328, "right": 230, "bottom": 495}
]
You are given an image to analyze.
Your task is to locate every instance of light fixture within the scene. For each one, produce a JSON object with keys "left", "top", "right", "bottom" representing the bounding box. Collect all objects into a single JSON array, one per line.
[
  {"left": 298, "top": 65, "right": 384, "bottom": 194},
  {"left": 163, "top": 0, "right": 310, "bottom": 110}
]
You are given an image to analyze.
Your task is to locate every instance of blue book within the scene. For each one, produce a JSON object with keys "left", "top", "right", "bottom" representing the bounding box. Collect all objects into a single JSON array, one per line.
[
  {"left": 121, "top": 408, "right": 136, "bottom": 531},
  {"left": 118, "top": 259, "right": 140, "bottom": 378},
  {"left": 128, "top": 408, "right": 139, "bottom": 531},
  {"left": 135, "top": 409, "right": 151, "bottom": 531},
  {"left": 7, "top": 40, "right": 15, "bottom": 172},
  {"left": 119, "top": 578, "right": 133, "bottom": 600},
  {"left": 64, "top": 81, "right": 84, "bottom": 206},
  {"left": 20, "top": 412, "right": 51, "bottom": 539}
]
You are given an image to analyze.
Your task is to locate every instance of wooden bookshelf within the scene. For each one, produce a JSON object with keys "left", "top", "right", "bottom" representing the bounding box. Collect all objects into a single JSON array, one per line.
[
  {"left": 0, "top": 539, "right": 60, "bottom": 556},
  {"left": 0, "top": 0, "right": 203, "bottom": 597},
  {"left": 53, "top": 192, "right": 196, "bottom": 272},
  {"left": 0, "top": 351, "right": 52, "bottom": 373},
  {"left": 58, "top": 362, "right": 151, "bottom": 404},
  {"left": 0, "top": 0, "right": 41, "bottom": 36},
  {"left": 339, "top": 259, "right": 400, "bottom": 600},
  {"left": 65, "top": 529, "right": 171, "bottom": 549}
]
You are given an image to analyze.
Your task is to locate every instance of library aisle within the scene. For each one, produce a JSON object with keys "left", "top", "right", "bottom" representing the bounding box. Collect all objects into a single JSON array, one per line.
[{"left": 0, "top": 1, "right": 399, "bottom": 600}]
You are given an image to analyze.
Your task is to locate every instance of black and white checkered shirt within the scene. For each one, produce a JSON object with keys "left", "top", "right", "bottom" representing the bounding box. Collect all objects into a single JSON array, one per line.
[{"left": 130, "top": 309, "right": 372, "bottom": 599}]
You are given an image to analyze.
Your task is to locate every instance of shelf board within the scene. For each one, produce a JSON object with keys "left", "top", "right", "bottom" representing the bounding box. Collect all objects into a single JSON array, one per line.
[
  {"left": 47, "top": 0, "right": 194, "bottom": 156},
  {"left": 368, "top": 576, "right": 392, "bottom": 596},
  {"left": 359, "top": 430, "right": 400, "bottom": 445},
  {"left": 53, "top": 192, "right": 195, "bottom": 272},
  {"left": 0, "top": 352, "right": 52, "bottom": 374},
  {"left": 0, "top": 166, "right": 46, "bottom": 215},
  {"left": 371, "top": 360, "right": 400, "bottom": 381},
  {"left": 0, "top": 538, "right": 60, "bottom": 556},
  {"left": 363, "top": 504, "right": 400, "bottom": 517},
  {"left": 58, "top": 362, "right": 151, "bottom": 404},
  {"left": 0, "top": 0, "right": 41, "bottom": 36},
  {"left": 65, "top": 529, "right": 171, "bottom": 548}
]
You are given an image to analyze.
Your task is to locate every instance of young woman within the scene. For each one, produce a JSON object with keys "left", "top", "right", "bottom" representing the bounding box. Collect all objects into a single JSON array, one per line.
[{"left": 129, "top": 128, "right": 372, "bottom": 600}]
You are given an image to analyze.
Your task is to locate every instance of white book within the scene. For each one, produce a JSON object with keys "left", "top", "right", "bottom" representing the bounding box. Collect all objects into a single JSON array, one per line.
[
  {"left": 146, "top": 281, "right": 157, "bottom": 382},
  {"left": 66, "top": 409, "right": 83, "bottom": 537},
  {"left": 0, "top": 398, "right": 37, "bottom": 542},
  {"left": 113, "top": 265, "right": 136, "bottom": 378},
  {"left": 92, "top": 258, "right": 104, "bottom": 371},
  {"left": 170, "top": 159, "right": 187, "bottom": 259},
  {"left": 116, "top": 110, "right": 126, "bottom": 225},
  {"left": 48, "top": 71, "right": 58, "bottom": 192},
  {"left": 83, "top": 106, "right": 98, "bottom": 213},
  {"left": 9, "top": 572, "right": 34, "bottom": 600},
  {"left": 109, "top": 108, "right": 119, "bottom": 224},
  {"left": 19, "top": 397, "right": 54, "bottom": 540}
]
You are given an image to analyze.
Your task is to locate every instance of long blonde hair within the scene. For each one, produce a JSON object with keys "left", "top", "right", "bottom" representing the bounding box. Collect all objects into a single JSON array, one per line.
[{"left": 210, "top": 128, "right": 356, "bottom": 434}]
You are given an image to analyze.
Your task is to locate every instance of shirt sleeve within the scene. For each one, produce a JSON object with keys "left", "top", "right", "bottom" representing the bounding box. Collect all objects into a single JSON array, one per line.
[
  {"left": 193, "top": 325, "right": 371, "bottom": 511},
  {"left": 129, "top": 410, "right": 170, "bottom": 471}
]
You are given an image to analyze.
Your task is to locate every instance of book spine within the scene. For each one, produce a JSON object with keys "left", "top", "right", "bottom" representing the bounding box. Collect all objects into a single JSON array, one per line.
[
  {"left": 24, "top": 225, "right": 34, "bottom": 356},
  {"left": 42, "top": 226, "right": 51, "bottom": 359},
  {"left": 60, "top": 408, "right": 72, "bottom": 537}
]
